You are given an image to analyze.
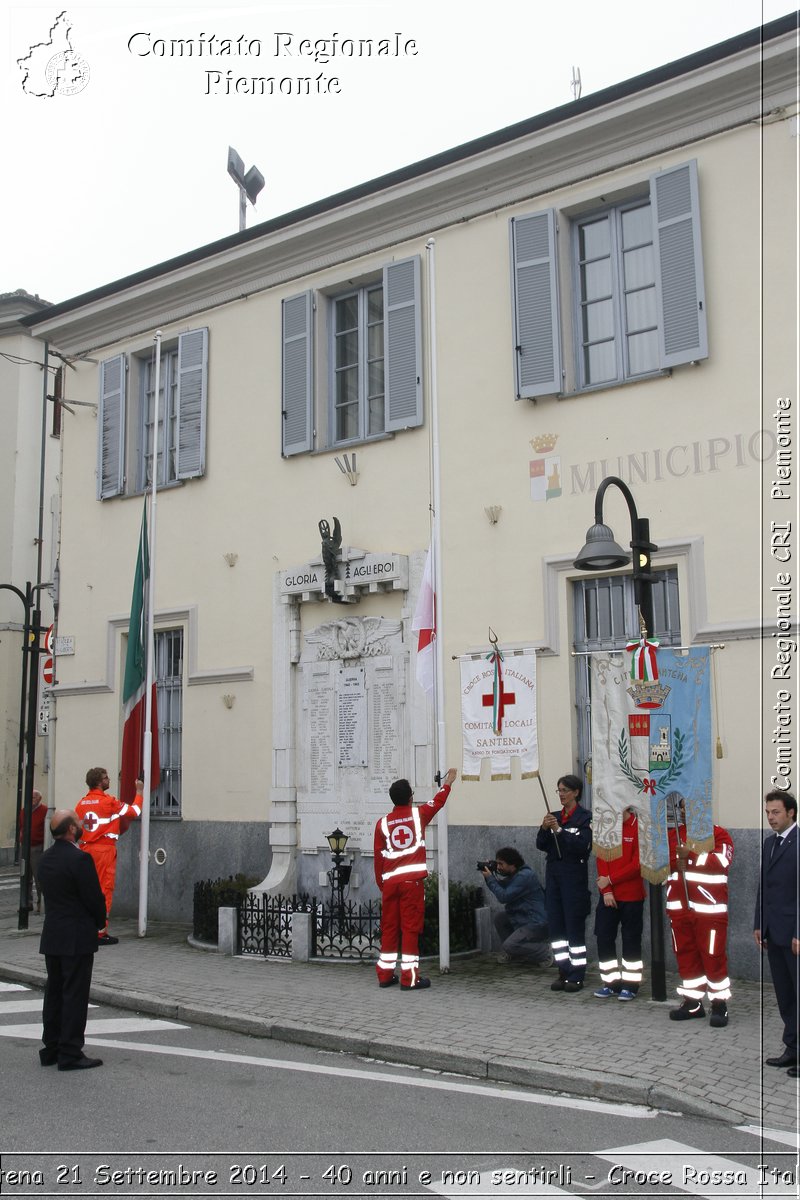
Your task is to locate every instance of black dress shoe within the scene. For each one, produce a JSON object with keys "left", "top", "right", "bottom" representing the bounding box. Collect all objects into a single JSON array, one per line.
[
  {"left": 379, "top": 975, "right": 399, "bottom": 988},
  {"left": 58, "top": 1055, "right": 103, "bottom": 1071},
  {"left": 39, "top": 1049, "right": 58, "bottom": 1066},
  {"left": 766, "top": 1049, "right": 797, "bottom": 1068},
  {"left": 97, "top": 934, "right": 119, "bottom": 946},
  {"left": 401, "top": 978, "right": 431, "bottom": 990},
  {"left": 564, "top": 981, "right": 584, "bottom": 993},
  {"left": 550, "top": 977, "right": 567, "bottom": 991}
]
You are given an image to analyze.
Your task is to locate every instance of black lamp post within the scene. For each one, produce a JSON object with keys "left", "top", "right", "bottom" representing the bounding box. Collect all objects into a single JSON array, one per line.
[
  {"left": 573, "top": 476, "right": 666, "bottom": 1002},
  {"left": 1, "top": 581, "right": 42, "bottom": 932},
  {"left": 326, "top": 827, "right": 352, "bottom": 932}
]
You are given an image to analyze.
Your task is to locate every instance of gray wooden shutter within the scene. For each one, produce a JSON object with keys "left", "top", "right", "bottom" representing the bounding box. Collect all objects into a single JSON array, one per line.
[
  {"left": 510, "top": 209, "right": 562, "bottom": 398},
  {"left": 383, "top": 256, "right": 422, "bottom": 431},
  {"left": 97, "top": 354, "right": 126, "bottom": 499},
  {"left": 282, "top": 291, "right": 313, "bottom": 456},
  {"left": 175, "top": 328, "right": 208, "bottom": 479},
  {"left": 651, "top": 159, "right": 708, "bottom": 367}
]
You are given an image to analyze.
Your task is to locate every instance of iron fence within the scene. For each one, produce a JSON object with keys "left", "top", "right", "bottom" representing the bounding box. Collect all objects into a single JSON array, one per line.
[
  {"left": 315, "top": 898, "right": 382, "bottom": 959},
  {"left": 239, "top": 892, "right": 314, "bottom": 958},
  {"left": 236, "top": 889, "right": 481, "bottom": 960}
]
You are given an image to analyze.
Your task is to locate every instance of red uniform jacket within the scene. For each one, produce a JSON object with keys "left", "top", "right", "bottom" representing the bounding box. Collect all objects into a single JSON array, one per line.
[
  {"left": 666, "top": 824, "right": 733, "bottom": 917},
  {"left": 373, "top": 784, "right": 450, "bottom": 889},
  {"left": 597, "top": 811, "right": 645, "bottom": 902}
]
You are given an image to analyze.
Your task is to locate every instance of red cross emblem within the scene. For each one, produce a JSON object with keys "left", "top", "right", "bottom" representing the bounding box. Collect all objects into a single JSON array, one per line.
[
  {"left": 390, "top": 825, "right": 414, "bottom": 851},
  {"left": 482, "top": 685, "right": 516, "bottom": 722},
  {"left": 81, "top": 811, "right": 99, "bottom": 832}
]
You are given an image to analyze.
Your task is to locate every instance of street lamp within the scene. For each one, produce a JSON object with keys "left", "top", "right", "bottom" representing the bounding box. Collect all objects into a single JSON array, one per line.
[
  {"left": 573, "top": 476, "right": 666, "bottom": 1002},
  {"left": 326, "top": 828, "right": 352, "bottom": 933},
  {"left": 227, "top": 146, "right": 265, "bottom": 233},
  {"left": 1, "top": 581, "right": 42, "bottom": 932}
]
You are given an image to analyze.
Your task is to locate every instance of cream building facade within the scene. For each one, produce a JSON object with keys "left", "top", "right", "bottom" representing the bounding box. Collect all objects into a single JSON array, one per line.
[{"left": 21, "top": 17, "right": 798, "bottom": 976}]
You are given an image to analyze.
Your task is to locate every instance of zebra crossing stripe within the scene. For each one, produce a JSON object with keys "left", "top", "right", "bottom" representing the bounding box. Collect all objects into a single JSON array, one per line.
[
  {"left": 594, "top": 1139, "right": 797, "bottom": 1197},
  {"left": 736, "top": 1125, "right": 800, "bottom": 1150},
  {"left": 0, "top": 982, "right": 29, "bottom": 992},
  {"left": 0, "top": 998, "right": 98, "bottom": 1015},
  {"left": 428, "top": 1140, "right": 798, "bottom": 1199},
  {"left": 0, "top": 1016, "right": 189, "bottom": 1039}
]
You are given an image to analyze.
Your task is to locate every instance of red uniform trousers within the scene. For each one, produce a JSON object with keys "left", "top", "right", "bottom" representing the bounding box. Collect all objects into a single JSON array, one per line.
[
  {"left": 376, "top": 876, "right": 425, "bottom": 988},
  {"left": 82, "top": 841, "right": 116, "bottom": 936},
  {"left": 669, "top": 911, "right": 731, "bottom": 1002}
]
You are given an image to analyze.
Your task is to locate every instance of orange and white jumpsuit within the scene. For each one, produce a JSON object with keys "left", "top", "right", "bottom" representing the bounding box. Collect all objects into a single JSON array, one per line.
[
  {"left": 666, "top": 824, "right": 734, "bottom": 1004},
  {"left": 75, "top": 788, "right": 141, "bottom": 936},
  {"left": 373, "top": 783, "right": 450, "bottom": 987}
]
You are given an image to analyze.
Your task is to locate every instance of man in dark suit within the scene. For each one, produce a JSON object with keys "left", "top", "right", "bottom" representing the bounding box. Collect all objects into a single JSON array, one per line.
[
  {"left": 754, "top": 790, "right": 799, "bottom": 1077},
  {"left": 37, "top": 809, "right": 107, "bottom": 1071}
]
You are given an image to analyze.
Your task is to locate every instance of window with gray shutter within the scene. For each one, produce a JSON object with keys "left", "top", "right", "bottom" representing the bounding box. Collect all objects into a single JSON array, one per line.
[
  {"left": 282, "top": 291, "right": 314, "bottom": 456},
  {"left": 651, "top": 159, "right": 708, "bottom": 367},
  {"left": 384, "top": 256, "right": 422, "bottom": 432},
  {"left": 175, "top": 328, "right": 208, "bottom": 479},
  {"left": 510, "top": 210, "right": 562, "bottom": 398},
  {"left": 512, "top": 160, "right": 708, "bottom": 397},
  {"left": 97, "top": 354, "right": 126, "bottom": 499}
]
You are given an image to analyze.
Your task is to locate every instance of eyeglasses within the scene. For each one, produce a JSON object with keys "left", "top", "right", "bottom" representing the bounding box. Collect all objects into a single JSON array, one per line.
[{"left": 556, "top": 787, "right": 576, "bottom": 795}]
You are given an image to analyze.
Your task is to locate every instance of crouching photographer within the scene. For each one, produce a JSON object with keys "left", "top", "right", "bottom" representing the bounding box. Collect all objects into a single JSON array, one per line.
[{"left": 479, "top": 847, "right": 552, "bottom": 966}]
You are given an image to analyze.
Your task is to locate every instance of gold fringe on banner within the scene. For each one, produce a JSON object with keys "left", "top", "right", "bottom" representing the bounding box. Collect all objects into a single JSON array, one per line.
[
  {"left": 593, "top": 843, "right": 624, "bottom": 863},
  {"left": 641, "top": 864, "right": 670, "bottom": 886}
]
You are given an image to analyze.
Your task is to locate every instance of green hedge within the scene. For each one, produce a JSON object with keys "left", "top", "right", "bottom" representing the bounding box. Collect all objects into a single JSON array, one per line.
[
  {"left": 193, "top": 874, "right": 259, "bottom": 942},
  {"left": 420, "top": 873, "right": 485, "bottom": 955}
]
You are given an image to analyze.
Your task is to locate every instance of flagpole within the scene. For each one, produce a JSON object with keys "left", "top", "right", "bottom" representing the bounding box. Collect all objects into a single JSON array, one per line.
[
  {"left": 426, "top": 238, "right": 451, "bottom": 972},
  {"left": 138, "top": 330, "right": 161, "bottom": 937}
]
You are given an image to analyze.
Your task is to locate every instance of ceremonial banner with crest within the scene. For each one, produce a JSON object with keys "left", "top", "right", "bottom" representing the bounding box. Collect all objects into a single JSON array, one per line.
[
  {"left": 460, "top": 653, "right": 538, "bottom": 781},
  {"left": 590, "top": 647, "right": 713, "bottom": 882}
]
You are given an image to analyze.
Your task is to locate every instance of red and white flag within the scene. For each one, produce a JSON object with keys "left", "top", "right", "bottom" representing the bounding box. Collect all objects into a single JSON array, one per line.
[{"left": 412, "top": 545, "right": 436, "bottom": 697}]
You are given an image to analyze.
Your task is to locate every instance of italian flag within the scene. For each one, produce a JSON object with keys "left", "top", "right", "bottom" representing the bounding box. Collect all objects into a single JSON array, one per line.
[{"left": 120, "top": 502, "right": 159, "bottom": 806}]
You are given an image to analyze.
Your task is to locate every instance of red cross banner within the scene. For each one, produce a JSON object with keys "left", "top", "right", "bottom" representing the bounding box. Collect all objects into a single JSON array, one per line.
[{"left": 460, "top": 651, "right": 538, "bottom": 781}]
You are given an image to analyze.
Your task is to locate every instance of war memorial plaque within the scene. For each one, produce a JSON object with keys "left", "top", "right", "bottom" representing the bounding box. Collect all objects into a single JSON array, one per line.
[{"left": 336, "top": 665, "right": 367, "bottom": 767}]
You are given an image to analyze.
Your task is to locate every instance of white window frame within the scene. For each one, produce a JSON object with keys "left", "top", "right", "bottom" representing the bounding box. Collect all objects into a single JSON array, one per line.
[
  {"left": 138, "top": 346, "right": 180, "bottom": 492},
  {"left": 571, "top": 197, "right": 659, "bottom": 389},
  {"left": 328, "top": 280, "right": 386, "bottom": 446}
]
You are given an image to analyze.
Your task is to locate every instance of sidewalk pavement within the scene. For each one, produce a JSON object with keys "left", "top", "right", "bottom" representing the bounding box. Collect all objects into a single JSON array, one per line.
[{"left": 0, "top": 912, "right": 793, "bottom": 1132}]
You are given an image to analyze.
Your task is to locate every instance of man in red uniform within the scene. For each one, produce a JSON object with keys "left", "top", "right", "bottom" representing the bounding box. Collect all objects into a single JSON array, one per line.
[
  {"left": 666, "top": 798, "right": 734, "bottom": 1027},
  {"left": 593, "top": 808, "right": 646, "bottom": 1000},
  {"left": 373, "top": 768, "right": 457, "bottom": 991},
  {"left": 75, "top": 768, "right": 143, "bottom": 945}
]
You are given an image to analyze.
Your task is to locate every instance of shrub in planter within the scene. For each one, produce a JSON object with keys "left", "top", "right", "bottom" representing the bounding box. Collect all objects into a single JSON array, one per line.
[
  {"left": 419, "top": 872, "right": 485, "bottom": 955},
  {"left": 193, "top": 874, "right": 259, "bottom": 942}
]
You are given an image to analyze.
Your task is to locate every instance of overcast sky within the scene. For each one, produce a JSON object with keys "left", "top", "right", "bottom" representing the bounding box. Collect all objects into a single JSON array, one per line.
[{"left": 3, "top": 1, "right": 793, "bottom": 305}]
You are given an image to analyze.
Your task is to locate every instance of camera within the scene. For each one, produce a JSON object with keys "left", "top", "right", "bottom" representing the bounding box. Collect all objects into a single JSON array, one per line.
[{"left": 477, "top": 860, "right": 497, "bottom": 872}]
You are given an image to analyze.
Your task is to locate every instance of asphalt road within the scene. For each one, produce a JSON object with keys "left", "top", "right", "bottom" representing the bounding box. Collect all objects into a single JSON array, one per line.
[{"left": 2, "top": 975, "right": 797, "bottom": 1199}]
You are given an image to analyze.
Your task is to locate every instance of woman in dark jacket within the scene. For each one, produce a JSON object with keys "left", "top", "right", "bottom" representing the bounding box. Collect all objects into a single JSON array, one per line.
[{"left": 536, "top": 773, "right": 592, "bottom": 992}]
